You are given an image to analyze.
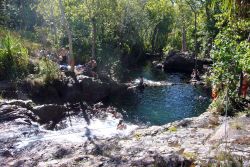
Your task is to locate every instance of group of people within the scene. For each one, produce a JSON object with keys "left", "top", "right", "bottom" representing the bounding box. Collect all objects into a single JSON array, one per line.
[
  {"left": 59, "top": 59, "right": 97, "bottom": 78},
  {"left": 37, "top": 47, "right": 98, "bottom": 78},
  {"left": 79, "top": 59, "right": 97, "bottom": 77}
]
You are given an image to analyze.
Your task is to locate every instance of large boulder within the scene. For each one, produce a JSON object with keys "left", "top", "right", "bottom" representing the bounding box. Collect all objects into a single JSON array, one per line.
[
  {"left": 164, "top": 51, "right": 212, "bottom": 73},
  {"left": 33, "top": 104, "right": 67, "bottom": 123}
]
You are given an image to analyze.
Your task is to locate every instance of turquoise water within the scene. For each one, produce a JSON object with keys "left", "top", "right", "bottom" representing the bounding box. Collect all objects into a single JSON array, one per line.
[{"left": 110, "top": 62, "right": 211, "bottom": 125}]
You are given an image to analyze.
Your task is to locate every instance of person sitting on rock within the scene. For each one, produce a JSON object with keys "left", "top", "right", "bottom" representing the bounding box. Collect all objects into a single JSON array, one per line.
[
  {"left": 85, "top": 59, "right": 98, "bottom": 78},
  {"left": 117, "top": 120, "right": 127, "bottom": 130},
  {"left": 86, "top": 59, "right": 97, "bottom": 70}
]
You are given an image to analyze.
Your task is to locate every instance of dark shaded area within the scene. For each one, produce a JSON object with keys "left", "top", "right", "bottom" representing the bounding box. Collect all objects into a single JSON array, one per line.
[{"left": 164, "top": 51, "right": 213, "bottom": 73}]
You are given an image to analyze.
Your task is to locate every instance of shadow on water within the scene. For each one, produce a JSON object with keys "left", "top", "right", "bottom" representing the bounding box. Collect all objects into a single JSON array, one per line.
[{"left": 108, "top": 61, "right": 211, "bottom": 126}]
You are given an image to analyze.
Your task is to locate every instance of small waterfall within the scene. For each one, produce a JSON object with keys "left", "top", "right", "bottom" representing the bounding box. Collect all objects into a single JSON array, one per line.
[{"left": 15, "top": 114, "right": 138, "bottom": 149}]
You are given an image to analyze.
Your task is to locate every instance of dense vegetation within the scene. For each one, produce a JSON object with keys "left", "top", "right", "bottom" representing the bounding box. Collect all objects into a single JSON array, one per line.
[
  {"left": 0, "top": 0, "right": 228, "bottom": 62},
  {"left": 0, "top": 34, "right": 29, "bottom": 80},
  {"left": 0, "top": 0, "right": 249, "bottom": 110}
]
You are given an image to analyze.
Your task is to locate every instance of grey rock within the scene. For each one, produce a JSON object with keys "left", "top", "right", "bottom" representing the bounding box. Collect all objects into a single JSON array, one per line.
[{"left": 33, "top": 104, "right": 67, "bottom": 123}]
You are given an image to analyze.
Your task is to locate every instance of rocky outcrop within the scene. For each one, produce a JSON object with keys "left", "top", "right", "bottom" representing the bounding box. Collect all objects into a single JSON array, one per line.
[
  {"left": 164, "top": 51, "right": 212, "bottom": 73},
  {"left": 22, "top": 74, "right": 128, "bottom": 104}
]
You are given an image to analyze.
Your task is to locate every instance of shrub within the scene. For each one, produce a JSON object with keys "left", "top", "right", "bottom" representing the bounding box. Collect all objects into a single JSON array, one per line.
[
  {"left": 0, "top": 34, "right": 29, "bottom": 80},
  {"left": 215, "top": 151, "right": 243, "bottom": 167},
  {"left": 38, "top": 57, "right": 60, "bottom": 83}
]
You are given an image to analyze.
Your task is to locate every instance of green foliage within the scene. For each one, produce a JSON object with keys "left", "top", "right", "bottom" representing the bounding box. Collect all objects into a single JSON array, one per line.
[
  {"left": 38, "top": 57, "right": 60, "bottom": 83},
  {"left": 210, "top": 17, "right": 250, "bottom": 98},
  {"left": 182, "top": 151, "right": 197, "bottom": 160},
  {"left": 209, "top": 92, "right": 225, "bottom": 113},
  {"left": 1, "top": 0, "right": 249, "bottom": 76},
  {"left": 134, "top": 133, "right": 142, "bottom": 141},
  {"left": 0, "top": 33, "right": 29, "bottom": 80},
  {"left": 35, "top": 0, "right": 176, "bottom": 63},
  {"left": 168, "top": 126, "right": 177, "bottom": 132}
]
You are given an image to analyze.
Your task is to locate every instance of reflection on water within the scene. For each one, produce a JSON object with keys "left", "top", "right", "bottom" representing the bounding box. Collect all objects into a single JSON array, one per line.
[{"left": 109, "top": 61, "right": 211, "bottom": 125}]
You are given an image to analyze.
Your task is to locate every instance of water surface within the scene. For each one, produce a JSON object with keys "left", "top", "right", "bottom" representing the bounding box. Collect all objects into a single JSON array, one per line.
[{"left": 110, "top": 62, "right": 211, "bottom": 125}]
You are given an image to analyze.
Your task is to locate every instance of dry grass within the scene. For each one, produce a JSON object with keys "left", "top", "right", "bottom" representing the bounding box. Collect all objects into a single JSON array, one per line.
[{"left": 215, "top": 151, "right": 243, "bottom": 167}]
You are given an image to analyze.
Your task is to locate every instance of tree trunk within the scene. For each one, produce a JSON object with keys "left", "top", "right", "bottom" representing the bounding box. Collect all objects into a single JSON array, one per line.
[
  {"left": 91, "top": 17, "right": 97, "bottom": 59},
  {"left": 18, "top": 0, "right": 24, "bottom": 31},
  {"left": 194, "top": 12, "right": 197, "bottom": 71},
  {"left": 238, "top": 71, "right": 243, "bottom": 97},
  {"left": 59, "top": 0, "right": 74, "bottom": 71},
  {"left": 181, "top": 26, "right": 187, "bottom": 52},
  {"left": 50, "top": 3, "right": 57, "bottom": 46},
  {"left": 204, "top": 1, "right": 212, "bottom": 58},
  {"left": 152, "top": 27, "right": 158, "bottom": 53}
]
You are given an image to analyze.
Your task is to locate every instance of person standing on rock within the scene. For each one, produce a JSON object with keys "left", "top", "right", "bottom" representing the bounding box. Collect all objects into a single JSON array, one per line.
[
  {"left": 138, "top": 76, "right": 145, "bottom": 89},
  {"left": 241, "top": 72, "right": 249, "bottom": 98},
  {"left": 212, "top": 83, "right": 219, "bottom": 100},
  {"left": 191, "top": 69, "right": 200, "bottom": 81}
]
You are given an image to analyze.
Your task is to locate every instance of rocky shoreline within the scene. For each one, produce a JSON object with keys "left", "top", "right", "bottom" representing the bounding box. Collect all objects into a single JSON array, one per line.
[
  {"left": 0, "top": 59, "right": 247, "bottom": 166},
  {"left": 0, "top": 99, "right": 250, "bottom": 167}
]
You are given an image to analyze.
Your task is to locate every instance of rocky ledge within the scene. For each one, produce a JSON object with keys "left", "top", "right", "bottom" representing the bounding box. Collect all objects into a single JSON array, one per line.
[
  {"left": 0, "top": 100, "right": 250, "bottom": 167},
  {"left": 21, "top": 73, "right": 129, "bottom": 104}
]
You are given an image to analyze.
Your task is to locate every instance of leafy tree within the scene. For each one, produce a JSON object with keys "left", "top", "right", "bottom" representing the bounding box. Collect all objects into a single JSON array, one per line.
[
  {"left": 210, "top": 0, "right": 250, "bottom": 103},
  {"left": 146, "top": 0, "right": 174, "bottom": 53},
  {"left": 172, "top": 0, "right": 193, "bottom": 52}
]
